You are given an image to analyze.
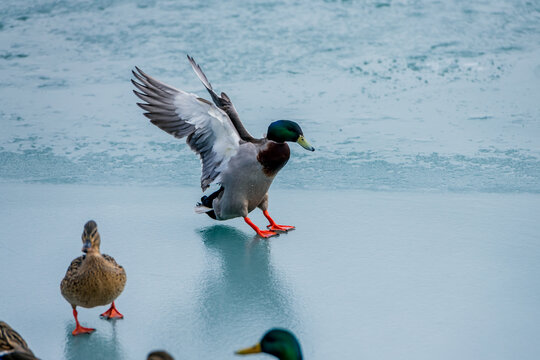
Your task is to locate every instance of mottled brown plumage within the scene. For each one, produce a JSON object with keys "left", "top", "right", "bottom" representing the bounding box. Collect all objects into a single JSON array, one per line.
[
  {"left": 61, "top": 253, "right": 126, "bottom": 308},
  {"left": 60, "top": 220, "right": 126, "bottom": 335},
  {"left": 0, "top": 321, "right": 37, "bottom": 360}
]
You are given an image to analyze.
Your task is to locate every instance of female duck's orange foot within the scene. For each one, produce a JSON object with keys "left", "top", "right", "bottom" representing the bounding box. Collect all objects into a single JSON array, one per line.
[
  {"left": 72, "top": 307, "right": 95, "bottom": 336},
  {"left": 72, "top": 325, "right": 95, "bottom": 336},
  {"left": 267, "top": 224, "right": 295, "bottom": 232},
  {"left": 100, "top": 302, "right": 124, "bottom": 319}
]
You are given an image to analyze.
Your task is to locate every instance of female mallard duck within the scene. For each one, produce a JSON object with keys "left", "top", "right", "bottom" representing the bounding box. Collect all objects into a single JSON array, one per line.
[
  {"left": 132, "top": 56, "right": 315, "bottom": 238},
  {"left": 60, "top": 220, "right": 127, "bottom": 336},
  {"left": 236, "top": 329, "right": 302, "bottom": 360},
  {"left": 0, "top": 321, "right": 37, "bottom": 360}
]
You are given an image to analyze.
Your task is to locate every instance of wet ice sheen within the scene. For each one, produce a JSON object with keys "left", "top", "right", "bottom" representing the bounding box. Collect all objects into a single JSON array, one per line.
[{"left": 1, "top": 184, "right": 540, "bottom": 359}]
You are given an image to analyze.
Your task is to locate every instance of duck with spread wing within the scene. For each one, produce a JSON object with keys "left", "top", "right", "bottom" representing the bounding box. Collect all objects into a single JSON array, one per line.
[{"left": 132, "top": 56, "right": 314, "bottom": 238}]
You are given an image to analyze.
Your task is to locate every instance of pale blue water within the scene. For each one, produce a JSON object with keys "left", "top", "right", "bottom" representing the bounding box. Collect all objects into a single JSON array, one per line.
[
  {"left": 1, "top": 1, "right": 540, "bottom": 360},
  {"left": 1, "top": 0, "right": 539, "bottom": 191}
]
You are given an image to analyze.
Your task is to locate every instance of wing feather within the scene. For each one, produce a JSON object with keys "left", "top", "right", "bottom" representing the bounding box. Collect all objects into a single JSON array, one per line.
[
  {"left": 186, "top": 55, "right": 256, "bottom": 142},
  {"left": 132, "top": 67, "right": 241, "bottom": 190},
  {"left": 132, "top": 91, "right": 174, "bottom": 107},
  {"left": 137, "top": 103, "right": 178, "bottom": 113},
  {"left": 131, "top": 79, "right": 170, "bottom": 100}
]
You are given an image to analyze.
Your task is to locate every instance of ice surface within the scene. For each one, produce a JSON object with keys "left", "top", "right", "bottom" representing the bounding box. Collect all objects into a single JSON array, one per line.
[
  {"left": 1, "top": 184, "right": 540, "bottom": 360},
  {"left": 0, "top": 0, "right": 539, "bottom": 191}
]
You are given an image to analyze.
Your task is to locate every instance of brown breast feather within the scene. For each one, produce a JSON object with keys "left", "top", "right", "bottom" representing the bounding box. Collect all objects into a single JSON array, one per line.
[{"left": 257, "top": 142, "right": 290, "bottom": 177}]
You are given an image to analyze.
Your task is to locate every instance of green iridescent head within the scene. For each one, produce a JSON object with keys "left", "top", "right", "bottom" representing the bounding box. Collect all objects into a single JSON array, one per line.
[
  {"left": 267, "top": 120, "right": 314, "bottom": 151},
  {"left": 235, "top": 329, "right": 303, "bottom": 360}
]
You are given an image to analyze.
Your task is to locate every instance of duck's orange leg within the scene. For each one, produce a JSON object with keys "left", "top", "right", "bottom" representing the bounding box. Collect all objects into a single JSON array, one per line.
[
  {"left": 244, "top": 217, "right": 279, "bottom": 238},
  {"left": 263, "top": 210, "right": 295, "bottom": 232},
  {"left": 100, "top": 301, "right": 124, "bottom": 319},
  {"left": 72, "top": 307, "right": 95, "bottom": 336}
]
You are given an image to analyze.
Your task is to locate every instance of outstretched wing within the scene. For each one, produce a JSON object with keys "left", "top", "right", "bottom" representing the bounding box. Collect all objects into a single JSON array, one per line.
[
  {"left": 187, "top": 55, "right": 256, "bottom": 142},
  {"left": 132, "top": 67, "right": 241, "bottom": 191}
]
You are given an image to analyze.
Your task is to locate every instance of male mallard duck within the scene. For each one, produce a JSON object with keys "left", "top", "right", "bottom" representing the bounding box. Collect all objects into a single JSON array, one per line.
[
  {"left": 147, "top": 351, "right": 175, "bottom": 360},
  {"left": 236, "top": 329, "right": 303, "bottom": 360},
  {"left": 132, "top": 56, "right": 315, "bottom": 238},
  {"left": 60, "top": 220, "right": 127, "bottom": 336},
  {"left": 0, "top": 321, "right": 37, "bottom": 360}
]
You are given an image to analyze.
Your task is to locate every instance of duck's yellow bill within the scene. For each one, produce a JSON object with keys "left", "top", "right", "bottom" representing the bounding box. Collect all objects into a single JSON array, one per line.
[
  {"left": 297, "top": 135, "right": 315, "bottom": 151},
  {"left": 235, "top": 343, "right": 262, "bottom": 355}
]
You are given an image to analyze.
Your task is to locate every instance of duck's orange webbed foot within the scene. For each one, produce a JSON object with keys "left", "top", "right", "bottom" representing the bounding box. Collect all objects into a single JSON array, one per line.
[
  {"left": 263, "top": 210, "right": 295, "bottom": 232},
  {"left": 72, "top": 308, "right": 95, "bottom": 336},
  {"left": 267, "top": 224, "right": 295, "bottom": 231},
  {"left": 100, "top": 301, "right": 124, "bottom": 319},
  {"left": 244, "top": 217, "right": 279, "bottom": 238},
  {"left": 257, "top": 229, "right": 280, "bottom": 238},
  {"left": 72, "top": 324, "right": 95, "bottom": 336}
]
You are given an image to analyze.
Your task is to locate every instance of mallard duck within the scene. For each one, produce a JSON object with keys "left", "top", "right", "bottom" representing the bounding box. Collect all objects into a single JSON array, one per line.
[
  {"left": 0, "top": 321, "right": 37, "bottom": 360},
  {"left": 147, "top": 351, "right": 175, "bottom": 360},
  {"left": 132, "top": 56, "right": 315, "bottom": 238},
  {"left": 236, "top": 329, "right": 302, "bottom": 360},
  {"left": 60, "top": 220, "right": 127, "bottom": 336}
]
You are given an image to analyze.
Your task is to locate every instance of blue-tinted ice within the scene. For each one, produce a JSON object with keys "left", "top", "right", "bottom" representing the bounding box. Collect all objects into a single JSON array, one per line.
[{"left": 1, "top": 0, "right": 540, "bottom": 359}]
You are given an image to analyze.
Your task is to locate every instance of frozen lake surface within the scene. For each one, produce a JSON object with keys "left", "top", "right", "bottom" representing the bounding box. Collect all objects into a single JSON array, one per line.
[
  {"left": 1, "top": 184, "right": 540, "bottom": 360},
  {"left": 1, "top": 0, "right": 540, "bottom": 359},
  {"left": 0, "top": 0, "right": 539, "bottom": 191}
]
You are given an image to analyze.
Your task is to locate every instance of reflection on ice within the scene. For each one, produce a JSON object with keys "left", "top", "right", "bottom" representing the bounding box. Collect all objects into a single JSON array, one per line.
[
  {"left": 63, "top": 321, "right": 124, "bottom": 360},
  {"left": 195, "top": 225, "right": 298, "bottom": 345}
]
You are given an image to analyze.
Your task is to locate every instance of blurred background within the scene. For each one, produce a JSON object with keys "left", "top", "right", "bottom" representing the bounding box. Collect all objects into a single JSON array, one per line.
[{"left": 1, "top": 0, "right": 539, "bottom": 191}]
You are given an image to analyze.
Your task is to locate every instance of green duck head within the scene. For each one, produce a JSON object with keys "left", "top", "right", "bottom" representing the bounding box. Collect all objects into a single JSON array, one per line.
[
  {"left": 267, "top": 120, "right": 315, "bottom": 151},
  {"left": 236, "top": 328, "right": 303, "bottom": 360},
  {"left": 81, "top": 220, "right": 101, "bottom": 254}
]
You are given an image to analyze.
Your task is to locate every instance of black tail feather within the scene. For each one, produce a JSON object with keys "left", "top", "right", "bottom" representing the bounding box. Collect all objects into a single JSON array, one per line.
[{"left": 199, "top": 186, "right": 224, "bottom": 219}]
